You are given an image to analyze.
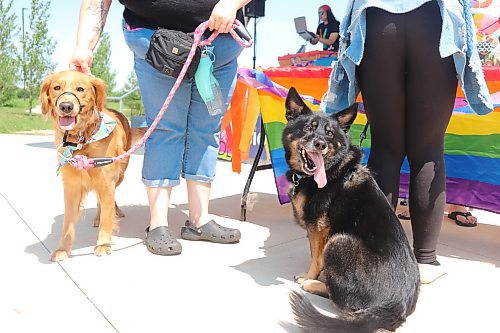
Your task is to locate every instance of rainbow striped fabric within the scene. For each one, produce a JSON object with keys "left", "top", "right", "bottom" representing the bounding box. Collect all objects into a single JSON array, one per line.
[{"left": 234, "top": 66, "right": 500, "bottom": 213}]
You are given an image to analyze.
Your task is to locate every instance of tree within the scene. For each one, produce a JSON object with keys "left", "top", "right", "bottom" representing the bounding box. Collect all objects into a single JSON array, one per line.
[
  {"left": 122, "top": 71, "right": 143, "bottom": 115},
  {"left": 92, "top": 32, "right": 116, "bottom": 93},
  {"left": 0, "top": 0, "right": 20, "bottom": 106},
  {"left": 23, "top": 0, "right": 56, "bottom": 113}
]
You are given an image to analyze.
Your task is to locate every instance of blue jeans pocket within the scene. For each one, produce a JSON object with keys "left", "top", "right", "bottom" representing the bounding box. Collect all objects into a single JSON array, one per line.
[{"left": 122, "top": 19, "right": 153, "bottom": 59}]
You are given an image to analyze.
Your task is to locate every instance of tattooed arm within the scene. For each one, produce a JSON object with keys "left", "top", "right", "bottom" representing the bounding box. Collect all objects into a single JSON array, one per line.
[{"left": 69, "top": 0, "right": 112, "bottom": 74}]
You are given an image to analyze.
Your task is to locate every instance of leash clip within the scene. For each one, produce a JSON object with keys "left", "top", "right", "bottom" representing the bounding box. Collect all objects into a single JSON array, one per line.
[
  {"left": 359, "top": 122, "right": 369, "bottom": 147},
  {"left": 290, "top": 173, "right": 302, "bottom": 197}
]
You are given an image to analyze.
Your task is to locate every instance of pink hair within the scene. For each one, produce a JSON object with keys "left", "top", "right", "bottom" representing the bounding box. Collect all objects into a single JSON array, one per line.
[{"left": 319, "top": 4, "right": 332, "bottom": 13}]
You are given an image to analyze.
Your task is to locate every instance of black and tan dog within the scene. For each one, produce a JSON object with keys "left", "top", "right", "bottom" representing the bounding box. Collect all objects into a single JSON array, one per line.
[{"left": 283, "top": 87, "right": 419, "bottom": 332}]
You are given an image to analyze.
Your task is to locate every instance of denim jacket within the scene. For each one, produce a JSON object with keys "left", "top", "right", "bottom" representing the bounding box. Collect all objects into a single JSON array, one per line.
[{"left": 322, "top": 0, "right": 494, "bottom": 115}]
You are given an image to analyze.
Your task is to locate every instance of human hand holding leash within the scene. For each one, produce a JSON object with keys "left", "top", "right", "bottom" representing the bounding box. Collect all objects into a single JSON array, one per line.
[
  {"left": 69, "top": 0, "right": 112, "bottom": 74},
  {"left": 209, "top": 0, "right": 251, "bottom": 33},
  {"left": 69, "top": 47, "right": 93, "bottom": 75}
]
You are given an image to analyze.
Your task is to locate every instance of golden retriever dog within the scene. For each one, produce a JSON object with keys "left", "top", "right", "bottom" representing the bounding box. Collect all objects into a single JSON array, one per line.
[{"left": 40, "top": 70, "right": 144, "bottom": 261}]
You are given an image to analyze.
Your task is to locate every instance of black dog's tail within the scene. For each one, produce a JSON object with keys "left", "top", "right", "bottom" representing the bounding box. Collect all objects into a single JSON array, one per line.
[{"left": 289, "top": 290, "right": 405, "bottom": 333}]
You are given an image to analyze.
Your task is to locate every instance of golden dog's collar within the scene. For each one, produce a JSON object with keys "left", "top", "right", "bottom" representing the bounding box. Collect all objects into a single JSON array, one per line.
[{"left": 62, "top": 131, "right": 86, "bottom": 149}]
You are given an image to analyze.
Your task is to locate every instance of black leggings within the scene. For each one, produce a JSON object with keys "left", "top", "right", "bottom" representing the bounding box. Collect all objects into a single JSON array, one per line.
[{"left": 357, "top": 1, "right": 458, "bottom": 264}]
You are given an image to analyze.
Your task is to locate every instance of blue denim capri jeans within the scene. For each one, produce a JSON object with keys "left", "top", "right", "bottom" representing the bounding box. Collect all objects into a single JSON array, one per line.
[{"left": 122, "top": 20, "right": 242, "bottom": 187}]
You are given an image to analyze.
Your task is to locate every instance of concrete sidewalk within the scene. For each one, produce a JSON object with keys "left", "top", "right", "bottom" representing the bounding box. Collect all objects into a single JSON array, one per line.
[{"left": 0, "top": 133, "right": 499, "bottom": 333}]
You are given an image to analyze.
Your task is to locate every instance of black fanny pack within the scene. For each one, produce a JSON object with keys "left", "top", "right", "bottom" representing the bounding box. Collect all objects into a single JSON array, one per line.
[{"left": 145, "top": 29, "right": 202, "bottom": 79}]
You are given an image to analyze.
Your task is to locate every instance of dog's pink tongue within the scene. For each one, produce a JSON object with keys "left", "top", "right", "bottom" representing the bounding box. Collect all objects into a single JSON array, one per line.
[
  {"left": 308, "top": 152, "right": 327, "bottom": 188},
  {"left": 59, "top": 116, "right": 76, "bottom": 131}
]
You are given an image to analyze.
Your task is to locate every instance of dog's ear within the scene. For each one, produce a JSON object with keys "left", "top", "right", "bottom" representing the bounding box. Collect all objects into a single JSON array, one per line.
[
  {"left": 90, "top": 76, "right": 107, "bottom": 111},
  {"left": 334, "top": 103, "right": 358, "bottom": 132},
  {"left": 285, "top": 87, "right": 312, "bottom": 121},
  {"left": 39, "top": 74, "right": 54, "bottom": 116}
]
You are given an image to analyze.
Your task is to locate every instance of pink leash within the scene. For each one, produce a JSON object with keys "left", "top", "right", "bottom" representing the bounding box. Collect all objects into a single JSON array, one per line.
[{"left": 67, "top": 20, "right": 253, "bottom": 171}]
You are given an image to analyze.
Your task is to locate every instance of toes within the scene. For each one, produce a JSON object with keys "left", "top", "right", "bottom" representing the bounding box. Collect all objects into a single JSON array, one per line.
[
  {"left": 301, "top": 279, "right": 314, "bottom": 290},
  {"left": 457, "top": 215, "right": 477, "bottom": 225},
  {"left": 51, "top": 250, "right": 69, "bottom": 262},
  {"left": 294, "top": 274, "right": 307, "bottom": 284},
  {"left": 467, "top": 215, "right": 478, "bottom": 225},
  {"left": 94, "top": 244, "right": 112, "bottom": 257}
]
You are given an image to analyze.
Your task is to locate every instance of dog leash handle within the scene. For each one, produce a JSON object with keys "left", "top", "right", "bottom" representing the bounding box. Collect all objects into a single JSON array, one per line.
[
  {"left": 67, "top": 155, "right": 113, "bottom": 170},
  {"left": 232, "top": 20, "right": 252, "bottom": 44}
]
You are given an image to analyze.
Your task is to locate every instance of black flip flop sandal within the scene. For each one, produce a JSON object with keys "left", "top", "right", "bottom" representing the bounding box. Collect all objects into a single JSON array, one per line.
[
  {"left": 397, "top": 213, "right": 411, "bottom": 220},
  {"left": 145, "top": 226, "right": 182, "bottom": 255},
  {"left": 448, "top": 211, "right": 477, "bottom": 227},
  {"left": 180, "top": 220, "right": 241, "bottom": 244}
]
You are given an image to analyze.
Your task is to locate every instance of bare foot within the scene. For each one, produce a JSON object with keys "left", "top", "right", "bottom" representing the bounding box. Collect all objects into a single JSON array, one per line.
[{"left": 446, "top": 204, "right": 477, "bottom": 227}]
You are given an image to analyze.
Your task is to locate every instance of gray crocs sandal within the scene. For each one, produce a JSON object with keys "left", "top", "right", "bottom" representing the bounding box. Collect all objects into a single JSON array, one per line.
[
  {"left": 181, "top": 220, "right": 241, "bottom": 244},
  {"left": 145, "top": 226, "right": 182, "bottom": 255}
]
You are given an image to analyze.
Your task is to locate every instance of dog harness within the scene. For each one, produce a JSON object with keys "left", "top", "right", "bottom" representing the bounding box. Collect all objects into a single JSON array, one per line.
[{"left": 56, "top": 112, "right": 116, "bottom": 175}]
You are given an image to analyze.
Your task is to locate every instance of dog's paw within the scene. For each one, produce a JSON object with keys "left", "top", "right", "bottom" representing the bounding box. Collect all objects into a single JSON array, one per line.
[
  {"left": 92, "top": 216, "right": 100, "bottom": 228},
  {"left": 51, "top": 250, "right": 70, "bottom": 262},
  {"left": 294, "top": 272, "right": 308, "bottom": 284},
  {"left": 300, "top": 279, "right": 314, "bottom": 290},
  {"left": 300, "top": 279, "right": 329, "bottom": 298},
  {"left": 93, "top": 244, "right": 112, "bottom": 257},
  {"left": 115, "top": 207, "right": 125, "bottom": 218}
]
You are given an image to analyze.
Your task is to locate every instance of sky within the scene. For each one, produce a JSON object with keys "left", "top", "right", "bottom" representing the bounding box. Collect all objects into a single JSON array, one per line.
[{"left": 11, "top": 0, "right": 349, "bottom": 90}]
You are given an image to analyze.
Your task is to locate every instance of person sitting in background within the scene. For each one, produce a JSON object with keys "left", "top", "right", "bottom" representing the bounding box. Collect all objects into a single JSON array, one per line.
[{"left": 310, "top": 5, "right": 340, "bottom": 52}]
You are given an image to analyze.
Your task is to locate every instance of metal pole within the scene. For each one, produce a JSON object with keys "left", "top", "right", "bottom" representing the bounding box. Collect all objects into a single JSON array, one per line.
[
  {"left": 240, "top": 16, "right": 273, "bottom": 221},
  {"left": 252, "top": 17, "right": 257, "bottom": 69},
  {"left": 22, "top": 7, "right": 27, "bottom": 94}
]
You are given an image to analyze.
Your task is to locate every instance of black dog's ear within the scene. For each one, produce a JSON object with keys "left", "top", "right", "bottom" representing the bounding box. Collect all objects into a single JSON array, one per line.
[
  {"left": 285, "top": 87, "right": 312, "bottom": 121},
  {"left": 334, "top": 103, "right": 358, "bottom": 132}
]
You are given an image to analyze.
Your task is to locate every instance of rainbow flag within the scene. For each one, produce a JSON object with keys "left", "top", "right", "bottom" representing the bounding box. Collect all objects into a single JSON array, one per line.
[
  {"left": 233, "top": 66, "right": 500, "bottom": 213},
  {"left": 228, "top": 2, "right": 500, "bottom": 213}
]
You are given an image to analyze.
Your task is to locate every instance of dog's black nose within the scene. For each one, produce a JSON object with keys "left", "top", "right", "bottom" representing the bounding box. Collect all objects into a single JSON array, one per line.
[
  {"left": 314, "top": 139, "right": 327, "bottom": 151},
  {"left": 59, "top": 102, "right": 74, "bottom": 114}
]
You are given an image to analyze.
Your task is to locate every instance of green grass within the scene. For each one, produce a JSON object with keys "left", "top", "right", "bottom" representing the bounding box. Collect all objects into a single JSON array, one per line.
[
  {"left": 0, "top": 99, "right": 141, "bottom": 134},
  {"left": 0, "top": 99, "right": 52, "bottom": 134}
]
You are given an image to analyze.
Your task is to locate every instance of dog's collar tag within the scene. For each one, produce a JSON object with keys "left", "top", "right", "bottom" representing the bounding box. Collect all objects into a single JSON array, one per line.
[{"left": 291, "top": 173, "right": 303, "bottom": 197}]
